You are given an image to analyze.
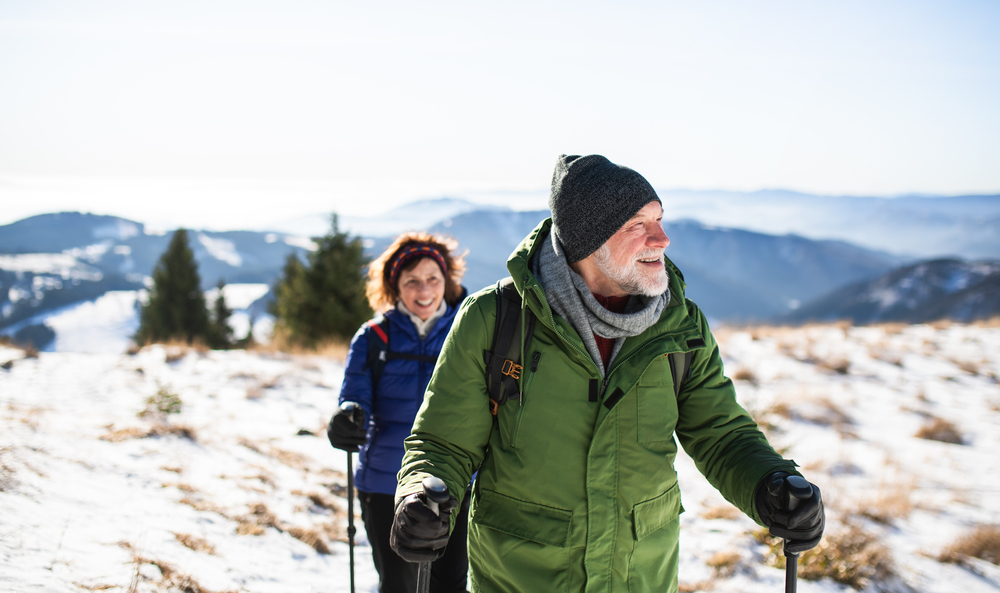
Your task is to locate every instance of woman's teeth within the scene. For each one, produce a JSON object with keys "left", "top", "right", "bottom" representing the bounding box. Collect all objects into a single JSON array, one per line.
[{"left": 416, "top": 299, "right": 433, "bottom": 307}]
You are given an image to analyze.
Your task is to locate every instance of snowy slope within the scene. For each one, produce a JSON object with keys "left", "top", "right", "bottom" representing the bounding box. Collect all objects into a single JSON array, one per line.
[{"left": 2, "top": 322, "right": 1000, "bottom": 592}]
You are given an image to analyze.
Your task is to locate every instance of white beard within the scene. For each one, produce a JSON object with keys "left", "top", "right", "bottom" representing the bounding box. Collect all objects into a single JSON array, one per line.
[{"left": 593, "top": 244, "right": 669, "bottom": 297}]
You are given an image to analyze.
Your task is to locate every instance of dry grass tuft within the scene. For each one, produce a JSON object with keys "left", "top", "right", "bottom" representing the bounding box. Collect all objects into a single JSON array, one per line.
[
  {"left": 939, "top": 524, "right": 1000, "bottom": 566},
  {"left": 853, "top": 479, "right": 916, "bottom": 525},
  {"left": 816, "top": 357, "right": 851, "bottom": 375},
  {"left": 706, "top": 549, "right": 742, "bottom": 577},
  {"left": 701, "top": 504, "right": 741, "bottom": 520},
  {"left": 0, "top": 444, "right": 16, "bottom": 492},
  {"left": 755, "top": 522, "right": 895, "bottom": 590},
  {"left": 286, "top": 526, "right": 331, "bottom": 554},
  {"left": 174, "top": 532, "right": 217, "bottom": 555},
  {"left": 102, "top": 422, "right": 198, "bottom": 442},
  {"left": 732, "top": 367, "right": 758, "bottom": 386},
  {"left": 118, "top": 541, "right": 235, "bottom": 593},
  {"left": 250, "top": 328, "right": 350, "bottom": 362},
  {"left": 915, "top": 416, "right": 964, "bottom": 445},
  {"left": 179, "top": 496, "right": 226, "bottom": 515}
]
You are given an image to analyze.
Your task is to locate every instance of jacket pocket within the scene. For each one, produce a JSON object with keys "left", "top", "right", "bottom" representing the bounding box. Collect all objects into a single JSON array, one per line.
[
  {"left": 632, "top": 483, "right": 683, "bottom": 541},
  {"left": 636, "top": 356, "right": 679, "bottom": 445},
  {"left": 473, "top": 488, "right": 572, "bottom": 547}
]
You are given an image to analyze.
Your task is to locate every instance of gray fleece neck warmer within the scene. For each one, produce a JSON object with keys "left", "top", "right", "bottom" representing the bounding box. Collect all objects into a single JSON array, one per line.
[{"left": 532, "top": 232, "right": 669, "bottom": 376}]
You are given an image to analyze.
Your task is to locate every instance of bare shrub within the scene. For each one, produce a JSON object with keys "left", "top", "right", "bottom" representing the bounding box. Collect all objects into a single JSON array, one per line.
[
  {"left": 915, "top": 416, "right": 964, "bottom": 445},
  {"left": 701, "top": 504, "right": 741, "bottom": 520},
  {"left": 174, "top": 532, "right": 216, "bottom": 555},
  {"left": 246, "top": 386, "right": 264, "bottom": 400},
  {"left": 706, "top": 549, "right": 741, "bottom": 577},
  {"left": 755, "top": 522, "right": 894, "bottom": 590},
  {"left": 22, "top": 344, "right": 40, "bottom": 359},
  {"left": 939, "top": 524, "right": 1000, "bottom": 565}
]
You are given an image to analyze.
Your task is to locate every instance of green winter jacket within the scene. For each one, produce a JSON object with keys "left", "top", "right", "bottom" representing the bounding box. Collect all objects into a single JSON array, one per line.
[{"left": 398, "top": 219, "right": 797, "bottom": 593}]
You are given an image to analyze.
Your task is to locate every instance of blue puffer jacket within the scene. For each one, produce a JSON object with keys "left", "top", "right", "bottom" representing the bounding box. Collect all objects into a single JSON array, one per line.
[{"left": 338, "top": 296, "right": 464, "bottom": 495}]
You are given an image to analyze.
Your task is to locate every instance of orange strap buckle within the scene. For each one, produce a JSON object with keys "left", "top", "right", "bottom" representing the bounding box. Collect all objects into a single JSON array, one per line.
[{"left": 501, "top": 359, "right": 521, "bottom": 380}]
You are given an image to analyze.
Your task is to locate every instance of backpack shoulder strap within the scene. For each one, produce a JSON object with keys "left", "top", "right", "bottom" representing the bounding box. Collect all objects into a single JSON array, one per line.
[
  {"left": 366, "top": 317, "right": 391, "bottom": 393},
  {"left": 483, "top": 277, "right": 535, "bottom": 415},
  {"left": 667, "top": 351, "right": 693, "bottom": 398}
]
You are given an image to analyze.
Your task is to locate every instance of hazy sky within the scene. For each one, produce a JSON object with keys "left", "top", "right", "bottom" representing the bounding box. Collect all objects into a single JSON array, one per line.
[{"left": 1, "top": 0, "right": 998, "bottom": 230}]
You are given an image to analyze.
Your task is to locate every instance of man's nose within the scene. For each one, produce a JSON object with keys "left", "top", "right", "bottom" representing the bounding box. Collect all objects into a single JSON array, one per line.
[{"left": 648, "top": 222, "right": 670, "bottom": 249}]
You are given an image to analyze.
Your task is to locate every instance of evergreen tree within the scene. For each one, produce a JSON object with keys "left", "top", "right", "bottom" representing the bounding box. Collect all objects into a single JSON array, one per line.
[
  {"left": 135, "top": 229, "right": 210, "bottom": 345},
  {"left": 271, "top": 215, "right": 372, "bottom": 347},
  {"left": 206, "top": 279, "right": 235, "bottom": 349}
]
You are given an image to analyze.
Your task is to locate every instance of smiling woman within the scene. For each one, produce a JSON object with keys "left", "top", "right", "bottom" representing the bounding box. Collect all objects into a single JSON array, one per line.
[{"left": 327, "top": 231, "right": 471, "bottom": 593}]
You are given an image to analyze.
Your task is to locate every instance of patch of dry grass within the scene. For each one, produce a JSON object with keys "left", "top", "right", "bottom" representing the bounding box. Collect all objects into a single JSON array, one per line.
[
  {"left": 915, "top": 416, "right": 964, "bottom": 445},
  {"left": 755, "top": 522, "right": 895, "bottom": 590},
  {"left": 174, "top": 532, "right": 216, "bottom": 555},
  {"left": 732, "top": 367, "right": 758, "bottom": 386},
  {"left": 117, "top": 541, "right": 235, "bottom": 593},
  {"left": 706, "top": 549, "right": 742, "bottom": 577},
  {"left": 852, "top": 479, "right": 916, "bottom": 525},
  {"left": 0, "top": 444, "right": 15, "bottom": 492},
  {"left": 250, "top": 328, "right": 350, "bottom": 363},
  {"left": 100, "top": 422, "right": 198, "bottom": 443},
  {"left": 939, "top": 524, "right": 1000, "bottom": 566},
  {"left": 233, "top": 501, "right": 332, "bottom": 553},
  {"left": 701, "top": 504, "right": 741, "bottom": 520},
  {"left": 238, "top": 438, "right": 312, "bottom": 470}
]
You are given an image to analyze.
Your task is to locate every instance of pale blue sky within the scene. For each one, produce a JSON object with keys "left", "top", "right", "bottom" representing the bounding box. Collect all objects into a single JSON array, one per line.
[{"left": 1, "top": 1, "right": 998, "bottom": 230}]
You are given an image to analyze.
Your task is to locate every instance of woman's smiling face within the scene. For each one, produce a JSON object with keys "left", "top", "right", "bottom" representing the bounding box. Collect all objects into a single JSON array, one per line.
[{"left": 397, "top": 257, "right": 446, "bottom": 320}]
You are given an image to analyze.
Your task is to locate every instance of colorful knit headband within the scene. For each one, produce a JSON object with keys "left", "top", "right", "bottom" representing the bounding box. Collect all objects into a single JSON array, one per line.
[{"left": 388, "top": 243, "right": 448, "bottom": 286}]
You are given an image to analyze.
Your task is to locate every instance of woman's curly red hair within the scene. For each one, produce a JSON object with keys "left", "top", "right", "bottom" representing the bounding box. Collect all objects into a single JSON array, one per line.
[{"left": 366, "top": 231, "right": 467, "bottom": 313}]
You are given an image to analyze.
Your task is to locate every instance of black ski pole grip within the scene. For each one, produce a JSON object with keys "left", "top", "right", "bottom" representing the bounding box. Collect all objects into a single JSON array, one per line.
[
  {"left": 416, "top": 476, "right": 449, "bottom": 593},
  {"left": 422, "top": 476, "right": 450, "bottom": 515},
  {"left": 785, "top": 475, "right": 813, "bottom": 511}
]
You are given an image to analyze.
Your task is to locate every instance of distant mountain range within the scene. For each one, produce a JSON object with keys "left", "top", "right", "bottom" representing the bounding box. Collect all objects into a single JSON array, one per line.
[
  {"left": 2, "top": 189, "right": 999, "bottom": 346},
  {"left": 780, "top": 259, "right": 1000, "bottom": 325},
  {"left": 275, "top": 191, "right": 1000, "bottom": 261},
  {"left": 0, "top": 212, "right": 310, "bottom": 332}
]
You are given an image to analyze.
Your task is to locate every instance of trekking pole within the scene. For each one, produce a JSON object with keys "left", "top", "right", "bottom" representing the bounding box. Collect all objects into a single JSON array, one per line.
[
  {"left": 346, "top": 448, "right": 357, "bottom": 593},
  {"left": 782, "top": 475, "right": 814, "bottom": 593},
  {"left": 416, "top": 476, "right": 450, "bottom": 593}
]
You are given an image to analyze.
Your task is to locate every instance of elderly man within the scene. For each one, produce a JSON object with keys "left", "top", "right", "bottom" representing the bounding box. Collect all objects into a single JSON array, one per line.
[{"left": 390, "top": 155, "right": 824, "bottom": 592}]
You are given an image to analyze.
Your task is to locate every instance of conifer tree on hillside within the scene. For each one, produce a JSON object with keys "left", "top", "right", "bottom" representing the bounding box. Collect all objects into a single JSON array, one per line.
[
  {"left": 270, "top": 215, "right": 372, "bottom": 347},
  {"left": 206, "top": 279, "right": 235, "bottom": 349},
  {"left": 135, "top": 228, "right": 210, "bottom": 345}
]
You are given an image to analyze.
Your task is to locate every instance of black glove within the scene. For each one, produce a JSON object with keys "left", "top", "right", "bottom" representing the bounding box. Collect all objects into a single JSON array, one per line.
[
  {"left": 755, "top": 471, "right": 825, "bottom": 554},
  {"left": 327, "top": 401, "right": 367, "bottom": 452},
  {"left": 389, "top": 490, "right": 458, "bottom": 563}
]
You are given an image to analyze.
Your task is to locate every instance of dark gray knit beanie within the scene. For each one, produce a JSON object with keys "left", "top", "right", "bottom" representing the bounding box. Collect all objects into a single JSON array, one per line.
[{"left": 549, "top": 154, "right": 661, "bottom": 263}]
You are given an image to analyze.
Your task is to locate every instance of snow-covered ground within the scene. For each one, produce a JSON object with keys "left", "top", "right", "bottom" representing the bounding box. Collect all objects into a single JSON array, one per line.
[{"left": 1, "top": 321, "right": 999, "bottom": 592}]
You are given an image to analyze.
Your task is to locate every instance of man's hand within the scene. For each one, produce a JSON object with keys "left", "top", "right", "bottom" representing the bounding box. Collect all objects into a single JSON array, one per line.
[
  {"left": 755, "top": 471, "right": 825, "bottom": 554},
  {"left": 389, "top": 490, "right": 457, "bottom": 563},
  {"left": 327, "top": 401, "right": 367, "bottom": 452}
]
